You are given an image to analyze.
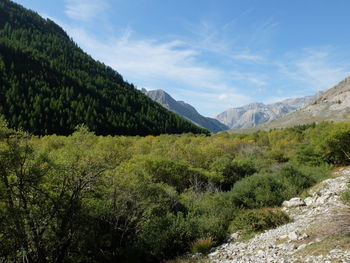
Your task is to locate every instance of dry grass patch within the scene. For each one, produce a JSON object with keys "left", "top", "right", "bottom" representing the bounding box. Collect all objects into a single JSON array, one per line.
[{"left": 295, "top": 207, "right": 350, "bottom": 257}]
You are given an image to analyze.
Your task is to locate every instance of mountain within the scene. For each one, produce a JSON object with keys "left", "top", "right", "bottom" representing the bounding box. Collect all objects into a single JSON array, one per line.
[
  {"left": 225, "top": 76, "right": 350, "bottom": 133},
  {"left": 143, "top": 89, "right": 229, "bottom": 133},
  {"left": 216, "top": 95, "right": 317, "bottom": 129},
  {"left": 246, "top": 76, "right": 350, "bottom": 130},
  {"left": 0, "top": 0, "right": 208, "bottom": 136}
]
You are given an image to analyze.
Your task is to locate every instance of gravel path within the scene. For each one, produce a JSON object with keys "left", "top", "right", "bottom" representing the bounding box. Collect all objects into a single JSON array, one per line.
[{"left": 207, "top": 168, "right": 350, "bottom": 263}]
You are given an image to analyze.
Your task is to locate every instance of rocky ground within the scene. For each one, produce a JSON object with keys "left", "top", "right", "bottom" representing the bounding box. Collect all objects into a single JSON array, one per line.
[{"left": 207, "top": 168, "right": 350, "bottom": 263}]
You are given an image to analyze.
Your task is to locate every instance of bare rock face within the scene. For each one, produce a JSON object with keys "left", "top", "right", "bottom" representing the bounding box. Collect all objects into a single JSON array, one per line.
[
  {"left": 144, "top": 89, "right": 229, "bottom": 133},
  {"left": 231, "top": 75, "right": 350, "bottom": 132},
  {"left": 216, "top": 95, "right": 317, "bottom": 129}
]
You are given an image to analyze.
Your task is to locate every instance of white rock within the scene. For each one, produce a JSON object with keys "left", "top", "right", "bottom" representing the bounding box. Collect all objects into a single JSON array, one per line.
[
  {"left": 282, "top": 197, "right": 306, "bottom": 208},
  {"left": 304, "top": 196, "right": 314, "bottom": 206},
  {"left": 257, "top": 250, "right": 265, "bottom": 257},
  {"left": 227, "top": 232, "right": 239, "bottom": 242},
  {"left": 298, "top": 244, "right": 307, "bottom": 250},
  {"left": 298, "top": 233, "right": 309, "bottom": 240},
  {"left": 288, "top": 231, "right": 298, "bottom": 241}
]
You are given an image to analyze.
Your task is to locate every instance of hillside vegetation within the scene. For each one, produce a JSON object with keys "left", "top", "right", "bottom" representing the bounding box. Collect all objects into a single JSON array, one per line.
[
  {"left": 2, "top": 117, "right": 350, "bottom": 263},
  {"left": 0, "top": 0, "right": 208, "bottom": 136}
]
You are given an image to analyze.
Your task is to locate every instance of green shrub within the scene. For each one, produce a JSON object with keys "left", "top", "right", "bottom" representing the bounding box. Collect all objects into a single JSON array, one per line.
[
  {"left": 309, "top": 122, "right": 350, "bottom": 165},
  {"left": 229, "top": 163, "right": 324, "bottom": 209},
  {"left": 180, "top": 191, "right": 234, "bottom": 242},
  {"left": 191, "top": 237, "right": 214, "bottom": 254},
  {"left": 229, "top": 208, "right": 290, "bottom": 235},
  {"left": 268, "top": 149, "right": 289, "bottom": 163},
  {"left": 280, "top": 165, "right": 315, "bottom": 189},
  {"left": 229, "top": 173, "right": 289, "bottom": 208},
  {"left": 294, "top": 144, "right": 324, "bottom": 165},
  {"left": 134, "top": 212, "right": 196, "bottom": 261},
  {"left": 210, "top": 156, "right": 257, "bottom": 191}
]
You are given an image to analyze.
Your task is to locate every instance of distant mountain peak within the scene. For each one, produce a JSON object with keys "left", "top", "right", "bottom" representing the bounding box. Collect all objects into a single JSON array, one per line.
[
  {"left": 216, "top": 95, "right": 317, "bottom": 129},
  {"left": 144, "top": 89, "right": 229, "bottom": 133}
]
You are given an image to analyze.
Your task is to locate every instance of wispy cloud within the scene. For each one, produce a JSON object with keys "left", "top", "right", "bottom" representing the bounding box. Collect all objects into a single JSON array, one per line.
[
  {"left": 279, "top": 47, "right": 350, "bottom": 91},
  {"left": 65, "top": 26, "right": 254, "bottom": 115},
  {"left": 55, "top": 7, "right": 350, "bottom": 116},
  {"left": 64, "top": 0, "right": 108, "bottom": 21}
]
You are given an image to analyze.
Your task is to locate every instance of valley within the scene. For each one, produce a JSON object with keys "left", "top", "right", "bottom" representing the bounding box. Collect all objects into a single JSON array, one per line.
[{"left": 1, "top": 1, "right": 350, "bottom": 263}]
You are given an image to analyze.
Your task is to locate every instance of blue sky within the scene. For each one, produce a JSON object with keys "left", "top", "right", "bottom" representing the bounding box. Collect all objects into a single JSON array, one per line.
[{"left": 14, "top": 0, "right": 350, "bottom": 116}]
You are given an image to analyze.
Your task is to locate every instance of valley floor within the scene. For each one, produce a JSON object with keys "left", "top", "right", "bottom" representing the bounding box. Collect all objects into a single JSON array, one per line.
[{"left": 207, "top": 168, "right": 350, "bottom": 263}]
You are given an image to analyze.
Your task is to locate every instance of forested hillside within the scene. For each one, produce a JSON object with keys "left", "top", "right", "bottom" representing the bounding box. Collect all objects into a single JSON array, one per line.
[
  {"left": 0, "top": 0, "right": 208, "bottom": 136},
  {"left": 2, "top": 115, "right": 350, "bottom": 262}
]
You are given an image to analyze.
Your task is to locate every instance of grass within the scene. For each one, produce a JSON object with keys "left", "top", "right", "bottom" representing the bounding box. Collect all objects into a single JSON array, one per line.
[
  {"left": 228, "top": 208, "right": 290, "bottom": 241},
  {"left": 191, "top": 237, "right": 214, "bottom": 254},
  {"left": 293, "top": 208, "right": 350, "bottom": 257}
]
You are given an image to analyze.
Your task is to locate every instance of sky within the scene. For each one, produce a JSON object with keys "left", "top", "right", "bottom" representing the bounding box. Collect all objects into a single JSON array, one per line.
[{"left": 14, "top": 0, "right": 350, "bottom": 116}]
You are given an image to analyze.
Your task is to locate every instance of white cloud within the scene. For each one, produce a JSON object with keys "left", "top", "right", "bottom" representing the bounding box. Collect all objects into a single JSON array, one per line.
[
  {"left": 68, "top": 27, "right": 245, "bottom": 91},
  {"left": 64, "top": 26, "right": 254, "bottom": 116},
  {"left": 279, "top": 47, "right": 350, "bottom": 91},
  {"left": 64, "top": 0, "right": 108, "bottom": 21}
]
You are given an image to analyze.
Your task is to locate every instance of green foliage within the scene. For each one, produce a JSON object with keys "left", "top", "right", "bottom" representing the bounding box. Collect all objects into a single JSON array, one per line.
[
  {"left": 229, "top": 164, "right": 320, "bottom": 208},
  {"left": 229, "top": 172, "right": 288, "bottom": 208},
  {"left": 1, "top": 118, "right": 344, "bottom": 263},
  {"left": 0, "top": 0, "right": 208, "bottom": 136},
  {"left": 295, "top": 144, "right": 324, "bottom": 165},
  {"left": 229, "top": 208, "right": 290, "bottom": 235},
  {"left": 313, "top": 122, "right": 350, "bottom": 165},
  {"left": 280, "top": 165, "right": 315, "bottom": 189},
  {"left": 210, "top": 155, "right": 257, "bottom": 190}
]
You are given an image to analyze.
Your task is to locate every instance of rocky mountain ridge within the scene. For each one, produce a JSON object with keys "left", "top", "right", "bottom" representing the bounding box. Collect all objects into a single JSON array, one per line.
[
  {"left": 230, "top": 76, "right": 350, "bottom": 133},
  {"left": 143, "top": 89, "right": 229, "bottom": 133},
  {"left": 216, "top": 95, "right": 318, "bottom": 129}
]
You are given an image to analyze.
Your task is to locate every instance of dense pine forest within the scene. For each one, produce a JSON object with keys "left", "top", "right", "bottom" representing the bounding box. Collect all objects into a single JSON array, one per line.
[
  {"left": 1, "top": 116, "right": 350, "bottom": 262},
  {"left": 0, "top": 0, "right": 208, "bottom": 136}
]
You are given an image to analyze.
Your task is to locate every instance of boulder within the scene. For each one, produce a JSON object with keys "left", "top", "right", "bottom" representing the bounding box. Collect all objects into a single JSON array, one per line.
[
  {"left": 288, "top": 231, "right": 298, "bottom": 241},
  {"left": 282, "top": 197, "right": 305, "bottom": 208},
  {"left": 304, "top": 196, "right": 315, "bottom": 206}
]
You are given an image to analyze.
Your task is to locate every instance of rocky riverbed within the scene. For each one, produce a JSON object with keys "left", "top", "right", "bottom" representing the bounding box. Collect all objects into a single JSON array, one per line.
[{"left": 207, "top": 168, "right": 350, "bottom": 263}]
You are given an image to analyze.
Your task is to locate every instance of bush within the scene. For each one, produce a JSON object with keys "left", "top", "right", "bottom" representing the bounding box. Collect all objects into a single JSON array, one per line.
[
  {"left": 134, "top": 212, "right": 196, "bottom": 261},
  {"left": 280, "top": 165, "right": 315, "bottom": 189},
  {"left": 229, "top": 208, "right": 290, "bottom": 235},
  {"left": 210, "top": 156, "right": 257, "bottom": 191},
  {"left": 229, "top": 173, "right": 289, "bottom": 208},
  {"left": 309, "top": 122, "right": 350, "bottom": 165},
  {"left": 229, "top": 164, "right": 322, "bottom": 209},
  {"left": 295, "top": 144, "right": 324, "bottom": 165},
  {"left": 191, "top": 237, "right": 214, "bottom": 254},
  {"left": 268, "top": 149, "right": 289, "bottom": 163},
  {"left": 180, "top": 191, "right": 234, "bottom": 243}
]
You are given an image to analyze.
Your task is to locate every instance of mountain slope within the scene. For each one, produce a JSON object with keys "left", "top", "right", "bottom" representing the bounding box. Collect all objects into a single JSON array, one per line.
[
  {"left": 216, "top": 95, "right": 317, "bottom": 129},
  {"left": 144, "top": 89, "right": 229, "bottom": 133},
  {"left": 0, "top": 0, "right": 208, "bottom": 136},
  {"left": 227, "top": 76, "right": 350, "bottom": 133}
]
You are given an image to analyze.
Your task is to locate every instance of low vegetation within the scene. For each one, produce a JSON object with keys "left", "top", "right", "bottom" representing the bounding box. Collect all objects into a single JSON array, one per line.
[
  {"left": 2, "top": 119, "right": 350, "bottom": 262},
  {"left": 229, "top": 208, "right": 290, "bottom": 239}
]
